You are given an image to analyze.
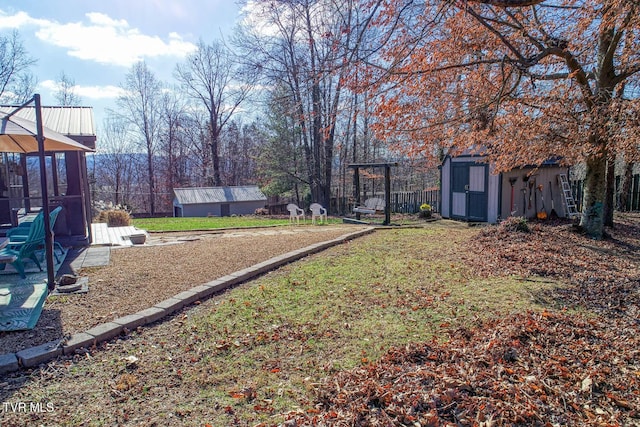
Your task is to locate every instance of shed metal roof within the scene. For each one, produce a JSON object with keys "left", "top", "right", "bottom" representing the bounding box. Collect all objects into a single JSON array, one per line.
[
  {"left": 0, "top": 105, "right": 97, "bottom": 148},
  {"left": 174, "top": 186, "right": 267, "bottom": 205}
]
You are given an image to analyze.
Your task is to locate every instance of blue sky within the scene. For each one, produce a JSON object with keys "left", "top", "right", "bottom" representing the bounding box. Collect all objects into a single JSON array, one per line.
[{"left": 0, "top": 0, "right": 243, "bottom": 128}]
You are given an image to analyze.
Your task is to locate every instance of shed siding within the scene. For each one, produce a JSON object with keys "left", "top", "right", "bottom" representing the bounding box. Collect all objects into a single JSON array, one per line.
[
  {"left": 176, "top": 200, "right": 264, "bottom": 217},
  {"left": 440, "top": 158, "right": 451, "bottom": 218},
  {"left": 487, "top": 165, "right": 500, "bottom": 223},
  {"left": 499, "top": 167, "right": 570, "bottom": 220},
  {"left": 182, "top": 204, "right": 220, "bottom": 217},
  {"left": 230, "top": 201, "right": 264, "bottom": 215}
]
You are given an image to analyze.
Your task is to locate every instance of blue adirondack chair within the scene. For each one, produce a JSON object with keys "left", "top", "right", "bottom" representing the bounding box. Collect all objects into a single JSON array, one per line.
[
  {"left": 0, "top": 211, "right": 45, "bottom": 278},
  {"left": 6, "top": 206, "right": 64, "bottom": 262}
]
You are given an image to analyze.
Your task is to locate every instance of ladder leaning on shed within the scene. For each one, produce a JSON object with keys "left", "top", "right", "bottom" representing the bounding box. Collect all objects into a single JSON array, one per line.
[{"left": 557, "top": 174, "right": 581, "bottom": 219}]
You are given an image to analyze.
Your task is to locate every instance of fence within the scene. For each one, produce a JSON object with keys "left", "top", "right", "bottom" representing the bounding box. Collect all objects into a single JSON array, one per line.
[
  {"left": 617, "top": 174, "right": 640, "bottom": 211},
  {"left": 330, "top": 189, "right": 440, "bottom": 216},
  {"left": 391, "top": 189, "right": 440, "bottom": 214},
  {"left": 571, "top": 174, "right": 640, "bottom": 212}
]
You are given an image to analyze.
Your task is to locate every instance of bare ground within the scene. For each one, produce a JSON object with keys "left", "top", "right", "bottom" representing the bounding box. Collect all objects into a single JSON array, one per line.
[{"left": 0, "top": 225, "right": 365, "bottom": 354}]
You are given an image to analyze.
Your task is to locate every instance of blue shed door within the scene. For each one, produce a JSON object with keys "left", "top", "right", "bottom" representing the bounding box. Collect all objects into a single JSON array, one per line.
[{"left": 451, "top": 163, "right": 488, "bottom": 222}]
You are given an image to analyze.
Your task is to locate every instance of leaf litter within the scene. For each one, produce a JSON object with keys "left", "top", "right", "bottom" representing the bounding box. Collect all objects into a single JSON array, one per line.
[{"left": 285, "top": 214, "right": 640, "bottom": 426}]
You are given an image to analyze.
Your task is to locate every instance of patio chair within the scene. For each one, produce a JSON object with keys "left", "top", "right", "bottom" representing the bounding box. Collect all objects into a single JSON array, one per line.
[
  {"left": 309, "top": 203, "right": 327, "bottom": 224},
  {"left": 0, "top": 211, "right": 45, "bottom": 278},
  {"left": 6, "top": 206, "right": 65, "bottom": 262},
  {"left": 286, "top": 203, "right": 305, "bottom": 224}
]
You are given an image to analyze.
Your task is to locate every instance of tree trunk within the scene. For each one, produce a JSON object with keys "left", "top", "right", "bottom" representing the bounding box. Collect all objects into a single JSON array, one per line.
[
  {"left": 147, "top": 150, "right": 155, "bottom": 215},
  {"left": 580, "top": 153, "right": 607, "bottom": 239},
  {"left": 619, "top": 162, "right": 634, "bottom": 211},
  {"left": 211, "top": 132, "right": 221, "bottom": 187},
  {"left": 323, "top": 143, "right": 333, "bottom": 212},
  {"left": 604, "top": 158, "right": 615, "bottom": 227},
  {"left": 115, "top": 174, "right": 121, "bottom": 207}
]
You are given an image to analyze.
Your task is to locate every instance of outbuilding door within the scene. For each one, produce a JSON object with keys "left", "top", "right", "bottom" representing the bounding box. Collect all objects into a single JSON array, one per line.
[{"left": 451, "top": 162, "right": 488, "bottom": 222}]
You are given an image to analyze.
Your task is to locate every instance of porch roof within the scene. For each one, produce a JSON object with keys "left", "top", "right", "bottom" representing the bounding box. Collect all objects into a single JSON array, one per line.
[{"left": 0, "top": 105, "right": 96, "bottom": 149}]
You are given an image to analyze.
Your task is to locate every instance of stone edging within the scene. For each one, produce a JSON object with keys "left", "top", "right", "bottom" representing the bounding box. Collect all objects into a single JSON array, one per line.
[{"left": 0, "top": 227, "right": 375, "bottom": 374}]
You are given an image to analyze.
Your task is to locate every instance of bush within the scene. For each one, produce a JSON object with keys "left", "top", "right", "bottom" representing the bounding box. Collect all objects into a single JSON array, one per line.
[
  {"left": 94, "top": 209, "right": 131, "bottom": 227},
  {"left": 419, "top": 203, "right": 432, "bottom": 219},
  {"left": 499, "top": 216, "right": 530, "bottom": 233}
]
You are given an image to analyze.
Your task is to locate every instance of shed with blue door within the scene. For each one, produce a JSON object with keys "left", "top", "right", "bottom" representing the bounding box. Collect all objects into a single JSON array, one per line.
[{"left": 440, "top": 154, "right": 571, "bottom": 223}]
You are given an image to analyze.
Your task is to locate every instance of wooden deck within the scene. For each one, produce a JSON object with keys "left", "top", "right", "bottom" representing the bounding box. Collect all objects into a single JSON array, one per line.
[{"left": 90, "top": 223, "right": 147, "bottom": 246}]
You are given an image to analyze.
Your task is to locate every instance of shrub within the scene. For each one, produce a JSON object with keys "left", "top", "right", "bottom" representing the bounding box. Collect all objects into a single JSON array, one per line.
[
  {"left": 419, "top": 203, "right": 433, "bottom": 218},
  {"left": 499, "top": 216, "right": 530, "bottom": 233},
  {"left": 94, "top": 209, "right": 131, "bottom": 227}
]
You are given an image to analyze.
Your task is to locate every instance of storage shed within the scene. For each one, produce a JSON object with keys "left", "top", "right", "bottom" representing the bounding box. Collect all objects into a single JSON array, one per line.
[
  {"left": 440, "top": 153, "right": 571, "bottom": 223},
  {"left": 173, "top": 186, "right": 267, "bottom": 217}
]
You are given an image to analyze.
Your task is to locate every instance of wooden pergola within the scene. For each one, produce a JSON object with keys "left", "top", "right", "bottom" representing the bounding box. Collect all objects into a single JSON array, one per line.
[{"left": 348, "top": 162, "right": 398, "bottom": 226}]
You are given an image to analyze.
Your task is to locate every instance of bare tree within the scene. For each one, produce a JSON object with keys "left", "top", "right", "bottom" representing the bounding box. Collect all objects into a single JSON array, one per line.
[
  {"left": 0, "top": 30, "right": 37, "bottom": 103},
  {"left": 219, "top": 119, "right": 262, "bottom": 186},
  {"left": 54, "top": 71, "right": 82, "bottom": 106},
  {"left": 95, "top": 116, "right": 136, "bottom": 207},
  {"left": 174, "top": 40, "right": 252, "bottom": 186},
  {"left": 180, "top": 110, "right": 213, "bottom": 186},
  {"left": 115, "top": 61, "right": 163, "bottom": 215},
  {"left": 157, "top": 89, "right": 191, "bottom": 207},
  {"left": 238, "top": 0, "right": 365, "bottom": 210}
]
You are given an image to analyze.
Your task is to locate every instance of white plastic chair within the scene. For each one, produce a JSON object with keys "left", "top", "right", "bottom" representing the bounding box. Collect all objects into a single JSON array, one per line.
[
  {"left": 286, "top": 203, "right": 304, "bottom": 224},
  {"left": 309, "top": 203, "right": 327, "bottom": 224}
]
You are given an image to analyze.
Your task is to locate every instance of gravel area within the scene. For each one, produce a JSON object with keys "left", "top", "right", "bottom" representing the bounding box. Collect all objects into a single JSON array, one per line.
[{"left": 0, "top": 225, "right": 365, "bottom": 354}]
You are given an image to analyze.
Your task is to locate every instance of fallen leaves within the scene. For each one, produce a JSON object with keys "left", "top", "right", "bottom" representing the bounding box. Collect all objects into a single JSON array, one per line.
[
  {"left": 282, "top": 215, "right": 640, "bottom": 426},
  {"left": 466, "top": 217, "right": 640, "bottom": 322},
  {"left": 113, "top": 373, "right": 138, "bottom": 392},
  {"left": 286, "top": 311, "right": 640, "bottom": 426}
]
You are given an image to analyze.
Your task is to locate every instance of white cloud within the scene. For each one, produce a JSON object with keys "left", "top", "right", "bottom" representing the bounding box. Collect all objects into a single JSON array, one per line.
[
  {"left": 40, "top": 79, "right": 125, "bottom": 100},
  {"left": 84, "top": 12, "right": 128, "bottom": 28},
  {"left": 77, "top": 84, "right": 126, "bottom": 100},
  {"left": 1, "top": 9, "right": 197, "bottom": 67},
  {"left": 0, "top": 10, "right": 49, "bottom": 29}
]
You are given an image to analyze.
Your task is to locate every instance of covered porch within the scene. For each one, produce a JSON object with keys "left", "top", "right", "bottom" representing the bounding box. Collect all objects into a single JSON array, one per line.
[{"left": 0, "top": 106, "right": 96, "bottom": 245}]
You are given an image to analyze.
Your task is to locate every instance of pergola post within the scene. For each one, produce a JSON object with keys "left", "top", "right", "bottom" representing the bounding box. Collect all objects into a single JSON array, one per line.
[
  {"left": 384, "top": 165, "right": 391, "bottom": 226},
  {"left": 353, "top": 166, "right": 361, "bottom": 221}
]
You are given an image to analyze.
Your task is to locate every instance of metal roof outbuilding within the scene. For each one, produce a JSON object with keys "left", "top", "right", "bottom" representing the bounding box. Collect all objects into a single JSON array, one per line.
[{"left": 173, "top": 186, "right": 267, "bottom": 205}]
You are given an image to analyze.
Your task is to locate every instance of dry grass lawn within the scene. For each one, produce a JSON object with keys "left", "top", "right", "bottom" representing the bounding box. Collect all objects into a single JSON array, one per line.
[{"left": 0, "top": 225, "right": 366, "bottom": 354}]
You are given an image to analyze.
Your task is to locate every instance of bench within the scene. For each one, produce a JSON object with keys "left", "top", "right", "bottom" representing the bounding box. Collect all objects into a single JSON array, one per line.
[{"left": 353, "top": 198, "right": 385, "bottom": 215}]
